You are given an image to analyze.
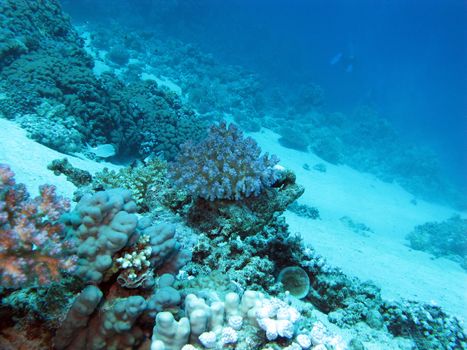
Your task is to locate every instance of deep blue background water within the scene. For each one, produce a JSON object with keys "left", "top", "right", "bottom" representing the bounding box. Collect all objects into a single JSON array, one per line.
[{"left": 63, "top": 0, "right": 467, "bottom": 189}]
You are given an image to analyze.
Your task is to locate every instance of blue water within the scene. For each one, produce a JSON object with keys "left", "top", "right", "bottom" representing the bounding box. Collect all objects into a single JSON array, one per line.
[{"left": 64, "top": 0, "right": 467, "bottom": 189}]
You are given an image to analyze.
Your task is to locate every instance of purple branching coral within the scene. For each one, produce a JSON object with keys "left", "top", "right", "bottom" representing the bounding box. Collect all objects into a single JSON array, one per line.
[
  {"left": 0, "top": 164, "right": 77, "bottom": 288},
  {"left": 170, "top": 122, "right": 280, "bottom": 201}
]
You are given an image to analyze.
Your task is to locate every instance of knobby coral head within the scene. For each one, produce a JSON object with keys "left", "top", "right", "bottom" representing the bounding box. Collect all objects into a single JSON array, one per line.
[
  {"left": 170, "top": 121, "right": 280, "bottom": 201},
  {"left": 0, "top": 164, "right": 77, "bottom": 288}
]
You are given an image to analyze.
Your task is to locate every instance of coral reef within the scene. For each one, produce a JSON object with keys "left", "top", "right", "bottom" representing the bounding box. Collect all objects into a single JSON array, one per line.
[
  {"left": 61, "top": 189, "right": 189, "bottom": 286},
  {"left": 177, "top": 164, "right": 465, "bottom": 349},
  {"left": 107, "top": 45, "right": 130, "bottom": 65},
  {"left": 85, "top": 159, "right": 183, "bottom": 213},
  {"left": 309, "top": 136, "right": 343, "bottom": 165},
  {"left": 48, "top": 189, "right": 192, "bottom": 349},
  {"left": 187, "top": 167, "right": 304, "bottom": 238},
  {"left": 170, "top": 122, "right": 280, "bottom": 201},
  {"left": 292, "top": 83, "right": 325, "bottom": 113},
  {"left": 1, "top": 2, "right": 466, "bottom": 350},
  {"left": 122, "top": 80, "right": 207, "bottom": 160},
  {"left": 0, "top": 163, "right": 464, "bottom": 349},
  {"left": 0, "top": 0, "right": 80, "bottom": 54},
  {"left": 288, "top": 202, "right": 320, "bottom": 220},
  {"left": 0, "top": 1, "right": 205, "bottom": 161},
  {"left": 81, "top": 22, "right": 266, "bottom": 122},
  {"left": 54, "top": 284, "right": 148, "bottom": 350},
  {"left": 184, "top": 206, "right": 466, "bottom": 350},
  {"left": 312, "top": 163, "right": 327, "bottom": 173},
  {"left": 17, "top": 102, "right": 84, "bottom": 153},
  {"left": 6, "top": 0, "right": 463, "bottom": 207},
  {"left": 48, "top": 158, "right": 93, "bottom": 187},
  {"left": 382, "top": 299, "right": 465, "bottom": 349},
  {"left": 151, "top": 290, "right": 318, "bottom": 350},
  {"left": 406, "top": 215, "right": 467, "bottom": 270},
  {"left": 62, "top": 189, "right": 140, "bottom": 284},
  {"left": 0, "top": 164, "right": 76, "bottom": 288},
  {"left": 278, "top": 126, "right": 310, "bottom": 152},
  {"left": 340, "top": 216, "right": 373, "bottom": 237}
]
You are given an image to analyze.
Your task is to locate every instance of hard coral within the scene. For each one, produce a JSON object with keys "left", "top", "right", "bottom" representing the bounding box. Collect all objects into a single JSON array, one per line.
[
  {"left": 62, "top": 189, "right": 189, "bottom": 287},
  {"left": 151, "top": 289, "right": 305, "bottom": 349},
  {"left": 170, "top": 121, "right": 280, "bottom": 201},
  {"left": 406, "top": 215, "right": 467, "bottom": 270},
  {"left": 0, "top": 164, "right": 76, "bottom": 288},
  {"left": 62, "top": 188, "right": 139, "bottom": 284},
  {"left": 90, "top": 159, "right": 169, "bottom": 212}
]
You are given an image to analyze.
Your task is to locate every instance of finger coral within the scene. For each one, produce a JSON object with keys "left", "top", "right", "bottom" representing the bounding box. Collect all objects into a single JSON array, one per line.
[
  {"left": 0, "top": 164, "right": 76, "bottom": 288},
  {"left": 170, "top": 121, "right": 280, "bottom": 201}
]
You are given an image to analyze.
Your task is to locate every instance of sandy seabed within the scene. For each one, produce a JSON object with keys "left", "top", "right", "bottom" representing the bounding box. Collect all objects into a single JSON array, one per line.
[{"left": 251, "top": 128, "right": 467, "bottom": 323}]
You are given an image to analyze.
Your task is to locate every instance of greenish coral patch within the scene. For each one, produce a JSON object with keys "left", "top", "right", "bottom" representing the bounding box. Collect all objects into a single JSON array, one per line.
[{"left": 90, "top": 159, "right": 173, "bottom": 212}]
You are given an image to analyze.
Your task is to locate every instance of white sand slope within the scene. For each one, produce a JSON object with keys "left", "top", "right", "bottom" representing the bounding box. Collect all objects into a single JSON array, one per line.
[
  {"left": 0, "top": 118, "right": 120, "bottom": 199},
  {"left": 251, "top": 127, "right": 467, "bottom": 323}
]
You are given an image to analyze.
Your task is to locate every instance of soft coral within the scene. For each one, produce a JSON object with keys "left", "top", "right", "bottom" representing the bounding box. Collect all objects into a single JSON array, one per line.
[{"left": 0, "top": 164, "right": 76, "bottom": 288}]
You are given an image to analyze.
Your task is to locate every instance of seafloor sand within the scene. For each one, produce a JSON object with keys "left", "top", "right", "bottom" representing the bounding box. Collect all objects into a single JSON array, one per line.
[
  {"left": 251, "top": 127, "right": 467, "bottom": 323},
  {"left": 1, "top": 117, "right": 465, "bottom": 326},
  {"left": 0, "top": 118, "right": 120, "bottom": 198}
]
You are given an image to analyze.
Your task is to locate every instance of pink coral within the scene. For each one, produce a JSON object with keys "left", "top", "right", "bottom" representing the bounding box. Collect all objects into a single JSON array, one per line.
[{"left": 0, "top": 164, "right": 76, "bottom": 287}]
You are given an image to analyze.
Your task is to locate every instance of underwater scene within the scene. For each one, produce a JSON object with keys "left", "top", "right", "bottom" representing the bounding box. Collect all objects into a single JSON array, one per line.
[{"left": 0, "top": 0, "right": 466, "bottom": 349}]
